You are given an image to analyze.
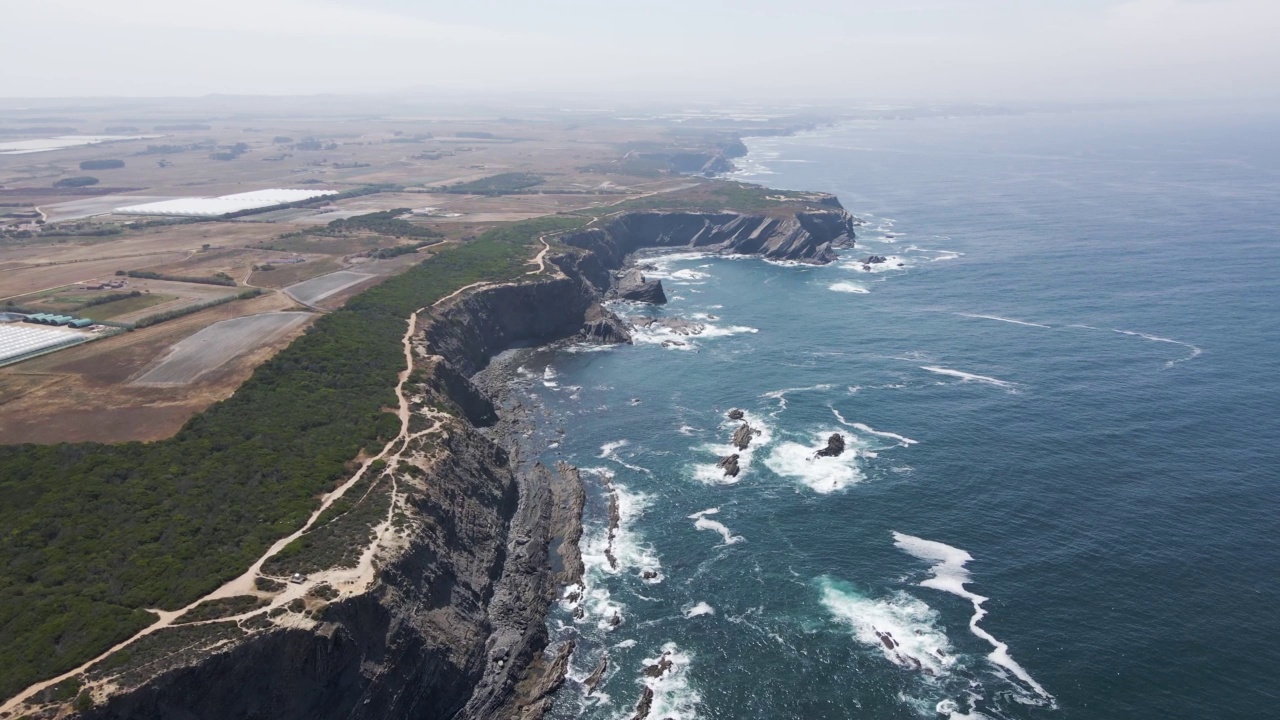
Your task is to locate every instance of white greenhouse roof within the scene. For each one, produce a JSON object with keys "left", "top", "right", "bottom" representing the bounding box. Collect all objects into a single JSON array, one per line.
[
  {"left": 0, "top": 324, "right": 89, "bottom": 366},
  {"left": 115, "top": 189, "right": 339, "bottom": 217}
]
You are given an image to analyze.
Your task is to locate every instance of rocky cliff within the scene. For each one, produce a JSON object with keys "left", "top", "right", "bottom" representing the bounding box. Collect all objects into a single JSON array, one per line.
[
  {"left": 59, "top": 200, "right": 856, "bottom": 720},
  {"left": 563, "top": 203, "right": 857, "bottom": 266}
]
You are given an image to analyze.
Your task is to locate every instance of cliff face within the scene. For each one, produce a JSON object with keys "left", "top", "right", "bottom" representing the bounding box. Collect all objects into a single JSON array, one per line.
[
  {"left": 564, "top": 205, "right": 857, "bottom": 266},
  {"left": 85, "top": 424, "right": 523, "bottom": 720},
  {"left": 68, "top": 202, "right": 856, "bottom": 720}
]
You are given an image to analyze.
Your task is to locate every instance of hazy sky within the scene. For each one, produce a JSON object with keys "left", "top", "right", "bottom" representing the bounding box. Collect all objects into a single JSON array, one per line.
[{"left": 5, "top": 0, "right": 1279, "bottom": 102}]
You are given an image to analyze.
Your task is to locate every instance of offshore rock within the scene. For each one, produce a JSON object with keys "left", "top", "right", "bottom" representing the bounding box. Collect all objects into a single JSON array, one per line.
[
  {"left": 613, "top": 268, "right": 667, "bottom": 304},
  {"left": 727, "top": 408, "right": 745, "bottom": 420},
  {"left": 583, "top": 655, "right": 608, "bottom": 694},
  {"left": 631, "top": 317, "right": 704, "bottom": 336},
  {"left": 718, "top": 454, "right": 741, "bottom": 478},
  {"left": 816, "top": 433, "right": 846, "bottom": 458},
  {"left": 732, "top": 423, "right": 758, "bottom": 451},
  {"left": 580, "top": 303, "right": 632, "bottom": 344}
]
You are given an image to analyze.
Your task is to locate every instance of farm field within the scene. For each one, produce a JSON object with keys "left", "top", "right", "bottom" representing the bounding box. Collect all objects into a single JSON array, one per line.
[
  {"left": 284, "top": 270, "right": 376, "bottom": 305},
  {"left": 134, "top": 311, "right": 312, "bottom": 385}
]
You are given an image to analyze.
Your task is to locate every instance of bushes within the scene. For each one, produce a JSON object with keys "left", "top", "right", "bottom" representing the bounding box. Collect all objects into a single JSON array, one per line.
[
  {"left": 81, "top": 290, "right": 142, "bottom": 308},
  {"left": 441, "top": 172, "right": 544, "bottom": 195},
  {"left": 53, "top": 177, "right": 99, "bottom": 188},
  {"left": 124, "top": 270, "right": 236, "bottom": 287},
  {"left": 79, "top": 160, "right": 125, "bottom": 170}
]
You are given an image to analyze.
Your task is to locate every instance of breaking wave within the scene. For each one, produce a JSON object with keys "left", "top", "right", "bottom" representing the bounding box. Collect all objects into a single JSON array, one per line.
[
  {"left": 920, "top": 365, "right": 1017, "bottom": 391},
  {"left": 955, "top": 313, "right": 1051, "bottom": 329},
  {"left": 688, "top": 508, "right": 744, "bottom": 546},
  {"left": 892, "top": 532, "right": 1055, "bottom": 705}
]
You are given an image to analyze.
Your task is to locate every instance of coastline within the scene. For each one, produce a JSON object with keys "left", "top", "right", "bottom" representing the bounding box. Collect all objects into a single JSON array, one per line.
[{"left": 13, "top": 186, "right": 859, "bottom": 719}]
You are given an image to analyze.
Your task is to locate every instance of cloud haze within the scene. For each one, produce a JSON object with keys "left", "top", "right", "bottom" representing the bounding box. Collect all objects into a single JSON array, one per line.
[{"left": 4, "top": 0, "right": 1278, "bottom": 102}]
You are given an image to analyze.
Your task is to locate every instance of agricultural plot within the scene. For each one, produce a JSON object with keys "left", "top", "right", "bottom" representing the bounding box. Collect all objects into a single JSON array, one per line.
[
  {"left": 41, "top": 195, "right": 177, "bottom": 222},
  {"left": 133, "top": 312, "right": 312, "bottom": 385},
  {"left": 284, "top": 270, "right": 375, "bottom": 305}
]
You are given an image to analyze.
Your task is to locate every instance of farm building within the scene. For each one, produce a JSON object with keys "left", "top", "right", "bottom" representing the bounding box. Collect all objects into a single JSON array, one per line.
[{"left": 115, "top": 189, "right": 338, "bottom": 217}]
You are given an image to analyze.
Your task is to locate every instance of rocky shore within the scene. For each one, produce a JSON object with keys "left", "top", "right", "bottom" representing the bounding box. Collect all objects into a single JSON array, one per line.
[{"left": 62, "top": 199, "right": 858, "bottom": 720}]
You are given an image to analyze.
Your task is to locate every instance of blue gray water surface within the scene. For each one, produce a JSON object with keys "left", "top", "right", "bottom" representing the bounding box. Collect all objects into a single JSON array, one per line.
[{"left": 515, "top": 108, "right": 1280, "bottom": 719}]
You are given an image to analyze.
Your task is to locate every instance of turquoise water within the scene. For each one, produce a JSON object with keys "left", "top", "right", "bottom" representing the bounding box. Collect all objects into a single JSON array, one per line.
[{"left": 520, "top": 108, "right": 1280, "bottom": 719}]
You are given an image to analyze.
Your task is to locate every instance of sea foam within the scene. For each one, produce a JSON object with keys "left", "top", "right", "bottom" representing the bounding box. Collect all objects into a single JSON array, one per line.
[
  {"left": 920, "top": 365, "right": 1017, "bottom": 391},
  {"left": 764, "top": 430, "right": 865, "bottom": 493},
  {"left": 892, "top": 532, "right": 1055, "bottom": 704},
  {"left": 688, "top": 508, "right": 744, "bottom": 546},
  {"left": 819, "top": 578, "right": 955, "bottom": 677}
]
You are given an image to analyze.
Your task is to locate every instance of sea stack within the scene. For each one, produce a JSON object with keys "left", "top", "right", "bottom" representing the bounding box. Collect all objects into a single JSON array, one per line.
[
  {"left": 614, "top": 268, "right": 667, "bottom": 304},
  {"left": 816, "top": 433, "right": 846, "bottom": 457}
]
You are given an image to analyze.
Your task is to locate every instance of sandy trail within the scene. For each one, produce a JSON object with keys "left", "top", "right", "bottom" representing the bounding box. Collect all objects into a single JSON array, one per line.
[{"left": 2, "top": 239, "right": 553, "bottom": 713}]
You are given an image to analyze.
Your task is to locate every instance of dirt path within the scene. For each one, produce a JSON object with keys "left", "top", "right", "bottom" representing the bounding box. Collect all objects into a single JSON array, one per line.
[{"left": 1, "top": 241, "right": 554, "bottom": 714}]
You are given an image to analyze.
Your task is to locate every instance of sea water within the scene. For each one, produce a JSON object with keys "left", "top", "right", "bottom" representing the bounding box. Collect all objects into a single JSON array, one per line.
[{"left": 513, "top": 106, "right": 1280, "bottom": 719}]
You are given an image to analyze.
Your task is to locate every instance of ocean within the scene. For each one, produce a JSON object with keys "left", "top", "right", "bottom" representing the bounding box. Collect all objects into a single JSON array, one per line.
[{"left": 509, "top": 107, "right": 1280, "bottom": 719}]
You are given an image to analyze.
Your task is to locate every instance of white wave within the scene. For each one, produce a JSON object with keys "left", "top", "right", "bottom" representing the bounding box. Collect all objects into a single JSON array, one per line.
[
  {"left": 615, "top": 638, "right": 638, "bottom": 649},
  {"left": 829, "top": 281, "right": 871, "bottom": 294},
  {"left": 831, "top": 408, "right": 918, "bottom": 446},
  {"left": 931, "top": 251, "right": 962, "bottom": 261},
  {"left": 955, "top": 313, "right": 1050, "bottom": 329},
  {"left": 892, "top": 532, "right": 1054, "bottom": 704},
  {"left": 843, "top": 255, "right": 908, "bottom": 273},
  {"left": 936, "top": 700, "right": 990, "bottom": 719},
  {"left": 763, "top": 384, "right": 834, "bottom": 416},
  {"left": 541, "top": 367, "right": 557, "bottom": 387},
  {"left": 820, "top": 578, "right": 955, "bottom": 677},
  {"left": 627, "top": 316, "right": 759, "bottom": 352},
  {"left": 678, "top": 425, "right": 698, "bottom": 436},
  {"left": 691, "top": 410, "right": 774, "bottom": 484},
  {"left": 638, "top": 642, "right": 700, "bottom": 720},
  {"left": 764, "top": 430, "right": 864, "bottom": 494},
  {"left": 682, "top": 602, "right": 716, "bottom": 618},
  {"left": 562, "top": 343, "right": 617, "bottom": 354},
  {"left": 920, "top": 366, "right": 1017, "bottom": 391},
  {"left": 569, "top": 478, "right": 664, "bottom": 631},
  {"left": 1112, "top": 328, "right": 1203, "bottom": 367},
  {"left": 669, "top": 268, "right": 710, "bottom": 282},
  {"left": 598, "top": 439, "right": 651, "bottom": 474},
  {"left": 688, "top": 508, "right": 744, "bottom": 546}
]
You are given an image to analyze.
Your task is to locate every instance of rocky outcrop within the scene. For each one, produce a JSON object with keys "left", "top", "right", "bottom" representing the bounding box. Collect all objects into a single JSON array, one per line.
[
  {"left": 816, "top": 433, "right": 845, "bottom": 458},
  {"left": 732, "top": 423, "right": 758, "bottom": 451},
  {"left": 727, "top": 408, "right": 745, "bottom": 420},
  {"left": 613, "top": 268, "right": 666, "bottom": 304},
  {"left": 562, "top": 203, "right": 857, "bottom": 267},
  {"left": 717, "top": 454, "right": 741, "bottom": 478}
]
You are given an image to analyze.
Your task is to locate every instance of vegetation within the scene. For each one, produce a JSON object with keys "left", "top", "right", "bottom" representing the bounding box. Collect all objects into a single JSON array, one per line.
[
  {"left": 123, "top": 270, "right": 237, "bottom": 287},
  {"left": 79, "top": 159, "right": 125, "bottom": 170},
  {"left": 312, "top": 208, "right": 442, "bottom": 240},
  {"left": 441, "top": 172, "right": 544, "bottom": 195},
  {"left": 174, "top": 596, "right": 269, "bottom": 624},
  {"left": 139, "top": 141, "right": 215, "bottom": 155},
  {"left": 261, "top": 208, "right": 443, "bottom": 255},
  {"left": 0, "top": 215, "right": 585, "bottom": 700},
  {"left": 53, "top": 177, "right": 99, "bottom": 188},
  {"left": 209, "top": 143, "right": 249, "bottom": 161}
]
